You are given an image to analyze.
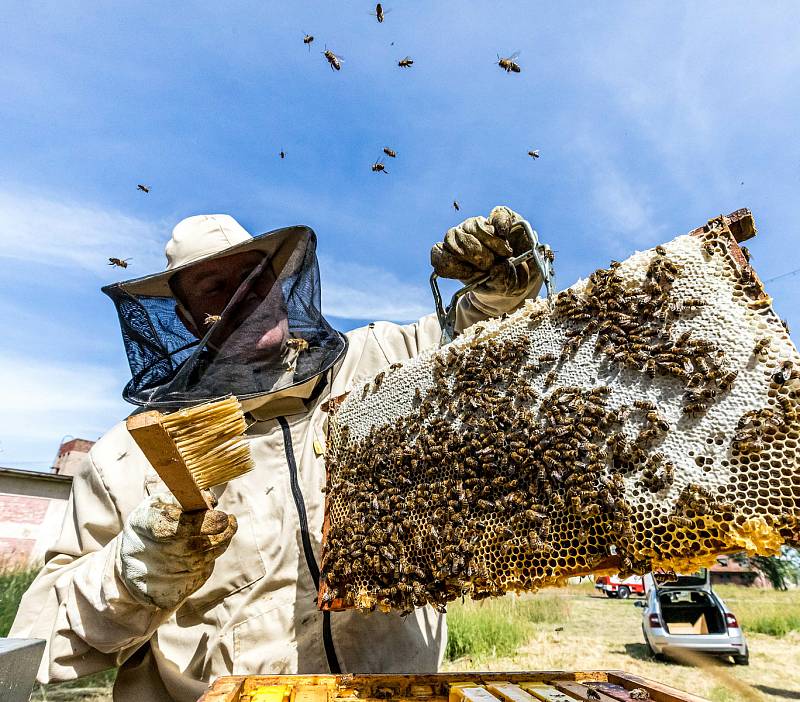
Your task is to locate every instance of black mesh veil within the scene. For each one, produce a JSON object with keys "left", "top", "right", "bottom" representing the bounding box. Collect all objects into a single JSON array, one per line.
[{"left": 102, "top": 225, "right": 346, "bottom": 410}]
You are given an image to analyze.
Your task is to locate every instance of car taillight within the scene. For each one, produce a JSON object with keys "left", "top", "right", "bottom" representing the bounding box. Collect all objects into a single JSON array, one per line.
[
  {"left": 725, "top": 613, "right": 739, "bottom": 628},
  {"left": 648, "top": 613, "right": 662, "bottom": 628}
]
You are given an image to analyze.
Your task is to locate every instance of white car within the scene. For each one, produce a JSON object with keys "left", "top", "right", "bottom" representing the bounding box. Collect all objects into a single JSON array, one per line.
[{"left": 637, "top": 569, "right": 749, "bottom": 665}]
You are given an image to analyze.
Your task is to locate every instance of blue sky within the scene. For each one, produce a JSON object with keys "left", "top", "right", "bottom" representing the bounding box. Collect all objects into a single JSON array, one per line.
[{"left": 1, "top": 3, "right": 799, "bottom": 469}]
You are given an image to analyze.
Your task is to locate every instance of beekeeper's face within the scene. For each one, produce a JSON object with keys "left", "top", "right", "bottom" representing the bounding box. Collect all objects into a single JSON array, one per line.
[{"left": 171, "top": 250, "right": 289, "bottom": 360}]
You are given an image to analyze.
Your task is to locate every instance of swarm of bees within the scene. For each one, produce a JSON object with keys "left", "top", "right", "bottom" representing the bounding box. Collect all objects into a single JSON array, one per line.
[{"left": 319, "top": 216, "right": 800, "bottom": 613}]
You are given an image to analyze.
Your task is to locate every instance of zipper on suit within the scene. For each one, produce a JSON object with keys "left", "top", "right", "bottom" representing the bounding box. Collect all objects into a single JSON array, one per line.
[{"left": 277, "top": 416, "right": 341, "bottom": 674}]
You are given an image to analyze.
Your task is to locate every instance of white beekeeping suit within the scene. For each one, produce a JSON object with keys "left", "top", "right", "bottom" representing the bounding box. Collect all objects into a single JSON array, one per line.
[{"left": 11, "top": 209, "right": 542, "bottom": 702}]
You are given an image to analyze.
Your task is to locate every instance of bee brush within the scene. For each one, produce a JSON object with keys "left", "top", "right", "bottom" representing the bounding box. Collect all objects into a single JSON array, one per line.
[{"left": 125, "top": 396, "right": 254, "bottom": 511}]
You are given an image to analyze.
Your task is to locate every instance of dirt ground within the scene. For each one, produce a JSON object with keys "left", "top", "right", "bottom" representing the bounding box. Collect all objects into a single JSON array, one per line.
[{"left": 444, "top": 587, "right": 800, "bottom": 702}]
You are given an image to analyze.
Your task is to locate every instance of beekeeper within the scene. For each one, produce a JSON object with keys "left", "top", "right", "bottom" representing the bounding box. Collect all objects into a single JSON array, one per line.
[{"left": 12, "top": 208, "right": 544, "bottom": 702}]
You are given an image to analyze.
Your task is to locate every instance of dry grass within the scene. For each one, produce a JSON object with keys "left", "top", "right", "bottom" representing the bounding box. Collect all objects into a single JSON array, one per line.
[{"left": 444, "top": 584, "right": 800, "bottom": 702}]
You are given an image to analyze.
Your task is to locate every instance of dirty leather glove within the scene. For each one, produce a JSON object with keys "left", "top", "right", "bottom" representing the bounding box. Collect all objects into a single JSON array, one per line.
[
  {"left": 430, "top": 206, "right": 534, "bottom": 296},
  {"left": 116, "top": 493, "right": 237, "bottom": 610}
]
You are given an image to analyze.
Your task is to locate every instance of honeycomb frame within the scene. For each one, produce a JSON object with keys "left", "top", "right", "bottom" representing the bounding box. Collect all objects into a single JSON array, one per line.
[{"left": 319, "top": 210, "right": 800, "bottom": 613}]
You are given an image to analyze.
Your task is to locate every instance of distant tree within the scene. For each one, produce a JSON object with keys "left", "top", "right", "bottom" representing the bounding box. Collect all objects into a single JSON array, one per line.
[{"left": 734, "top": 548, "right": 799, "bottom": 590}]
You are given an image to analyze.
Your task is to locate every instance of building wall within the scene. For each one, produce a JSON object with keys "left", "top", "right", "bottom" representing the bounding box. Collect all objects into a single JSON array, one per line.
[{"left": 0, "top": 469, "right": 72, "bottom": 568}]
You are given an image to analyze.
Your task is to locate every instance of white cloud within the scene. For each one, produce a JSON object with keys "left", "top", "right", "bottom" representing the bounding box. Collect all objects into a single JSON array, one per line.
[
  {"left": 0, "top": 187, "right": 165, "bottom": 277},
  {"left": 319, "top": 255, "right": 431, "bottom": 321},
  {"left": 590, "top": 167, "right": 654, "bottom": 238},
  {"left": 0, "top": 352, "right": 129, "bottom": 466}
]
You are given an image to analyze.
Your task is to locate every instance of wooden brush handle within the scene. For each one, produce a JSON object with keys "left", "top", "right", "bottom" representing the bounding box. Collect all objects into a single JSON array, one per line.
[{"left": 126, "top": 411, "right": 212, "bottom": 512}]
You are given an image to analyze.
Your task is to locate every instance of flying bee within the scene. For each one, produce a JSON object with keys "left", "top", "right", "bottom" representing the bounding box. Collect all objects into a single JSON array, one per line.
[
  {"left": 497, "top": 51, "right": 521, "bottom": 73},
  {"left": 136, "top": 184, "right": 150, "bottom": 193},
  {"left": 303, "top": 33, "right": 314, "bottom": 50},
  {"left": 371, "top": 159, "right": 389, "bottom": 174},
  {"left": 383, "top": 147, "right": 397, "bottom": 158},
  {"left": 204, "top": 313, "right": 222, "bottom": 326},
  {"left": 528, "top": 149, "right": 540, "bottom": 159},
  {"left": 370, "top": 3, "right": 389, "bottom": 22},
  {"left": 279, "top": 149, "right": 286, "bottom": 159},
  {"left": 398, "top": 56, "right": 414, "bottom": 68},
  {"left": 108, "top": 257, "right": 131, "bottom": 268},
  {"left": 323, "top": 48, "right": 343, "bottom": 71}
]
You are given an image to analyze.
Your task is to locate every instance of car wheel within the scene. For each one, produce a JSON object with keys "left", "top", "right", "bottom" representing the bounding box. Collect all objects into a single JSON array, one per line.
[
  {"left": 617, "top": 586, "right": 631, "bottom": 599},
  {"left": 605, "top": 591, "right": 617, "bottom": 598},
  {"left": 642, "top": 624, "right": 667, "bottom": 661},
  {"left": 733, "top": 648, "right": 750, "bottom": 666}
]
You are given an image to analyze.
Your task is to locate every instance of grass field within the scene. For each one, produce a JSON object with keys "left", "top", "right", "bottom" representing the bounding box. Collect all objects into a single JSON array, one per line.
[
  {"left": 444, "top": 582, "right": 800, "bottom": 702},
  {"left": 4, "top": 569, "right": 799, "bottom": 701}
]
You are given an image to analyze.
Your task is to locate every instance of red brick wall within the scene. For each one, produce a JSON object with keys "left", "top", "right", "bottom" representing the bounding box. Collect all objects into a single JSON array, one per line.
[
  {"left": 0, "top": 537, "right": 36, "bottom": 567},
  {"left": 0, "top": 494, "right": 49, "bottom": 524}
]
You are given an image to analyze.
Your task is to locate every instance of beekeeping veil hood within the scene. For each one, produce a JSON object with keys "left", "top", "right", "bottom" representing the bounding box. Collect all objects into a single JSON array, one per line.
[{"left": 102, "top": 214, "right": 346, "bottom": 410}]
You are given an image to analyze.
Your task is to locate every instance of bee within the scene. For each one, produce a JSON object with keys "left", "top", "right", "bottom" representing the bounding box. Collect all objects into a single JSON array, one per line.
[
  {"left": 634, "top": 400, "right": 656, "bottom": 411},
  {"left": 204, "top": 313, "right": 222, "bottom": 325},
  {"left": 782, "top": 318, "right": 791, "bottom": 334},
  {"left": 383, "top": 147, "right": 397, "bottom": 158},
  {"left": 670, "top": 515, "right": 693, "bottom": 528},
  {"left": 370, "top": 3, "right": 387, "bottom": 22},
  {"left": 702, "top": 240, "right": 716, "bottom": 256},
  {"left": 373, "top": 371, "right": 386, "bottom": 390},
  {"left": 749, "top": 296, "right": 773, "bottom": 311},
  {"left": 452, "top": 200, "right": 460, "bottom": 211},
  {"left": 323, "top": 48, "right": 343, "bottom": 71},
  {"left": 497, "top": 51, "right": 521, "bottom": 73},
  {"left": 303, "top": 33, "right": 314, "bottom": 50},
  {"left": 773, "top": 360, "right": 794, "bottom": 385},
  {"left": 718, "top": 370, "right": 738, "bottom": 391},
  {"left": 528, "top": 149, "right": 540, "bottom": 159},
  {"left": 753, "top": 337, "right": 770, "bottom": 356},
  {"left": 371, "top": 158, "right": 389, "bottom": 174},
  {"left": 398, "top": 56, "right": 414, "bottom": 68},
  {"left": 683, "top": 401, "right": 709, "bottom": 416},
  {"left": 136, "top": 184, "right": 150, "bottom": 193},
  {"left": 683, "top": 298, "right": 706, "bottom": 309},
  {"left": 655, "top": 245, "right": 667, "bottom": 256},
  {"left": 544, "top": 370, "right": 558, "bottom": 386},
  {"left": 108, "top": 257, "right": 131, "bottom": 268},
  {"left": 286, "top": 337, "right": 309, "bottom": 352},
  {"left": 279, "top": 150, "right": 286, "bottom": 159}
]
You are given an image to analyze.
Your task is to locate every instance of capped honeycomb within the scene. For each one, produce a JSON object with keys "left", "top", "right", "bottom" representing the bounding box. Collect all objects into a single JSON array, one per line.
[{"left": 319, "top": 213, "right": 800, "bottom": 613}]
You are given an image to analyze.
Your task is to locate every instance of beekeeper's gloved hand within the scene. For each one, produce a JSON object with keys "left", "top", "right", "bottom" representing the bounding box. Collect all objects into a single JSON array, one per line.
[
  {"left": 116, "top": 493, "right": 237, "bottom": 610},
  {"left": 430, "top": 206, "right": 543, "bottom": 325}
]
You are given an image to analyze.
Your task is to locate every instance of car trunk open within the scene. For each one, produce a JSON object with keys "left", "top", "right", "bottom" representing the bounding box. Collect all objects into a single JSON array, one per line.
[{"left": 659, "top": 590, "right": 726, "bottom": 635}]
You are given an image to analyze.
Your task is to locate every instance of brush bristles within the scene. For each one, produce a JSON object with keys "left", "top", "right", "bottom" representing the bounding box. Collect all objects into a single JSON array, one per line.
[{"left": 160, "top": 396, "right": 254, "bottom": 489}]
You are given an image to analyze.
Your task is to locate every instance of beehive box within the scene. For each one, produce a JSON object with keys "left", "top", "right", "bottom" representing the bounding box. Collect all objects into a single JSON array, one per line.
[
  {"left": 319, "top": 209, "right": 800, "bottom": 613},
  {"left": 200, "top": 672, "right": 708, "bottom": 702}
]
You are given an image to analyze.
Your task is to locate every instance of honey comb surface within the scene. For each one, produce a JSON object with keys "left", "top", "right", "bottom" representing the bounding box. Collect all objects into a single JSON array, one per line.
[{"left": 321, "top": 218, "right": 800, "bottom": 612}]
